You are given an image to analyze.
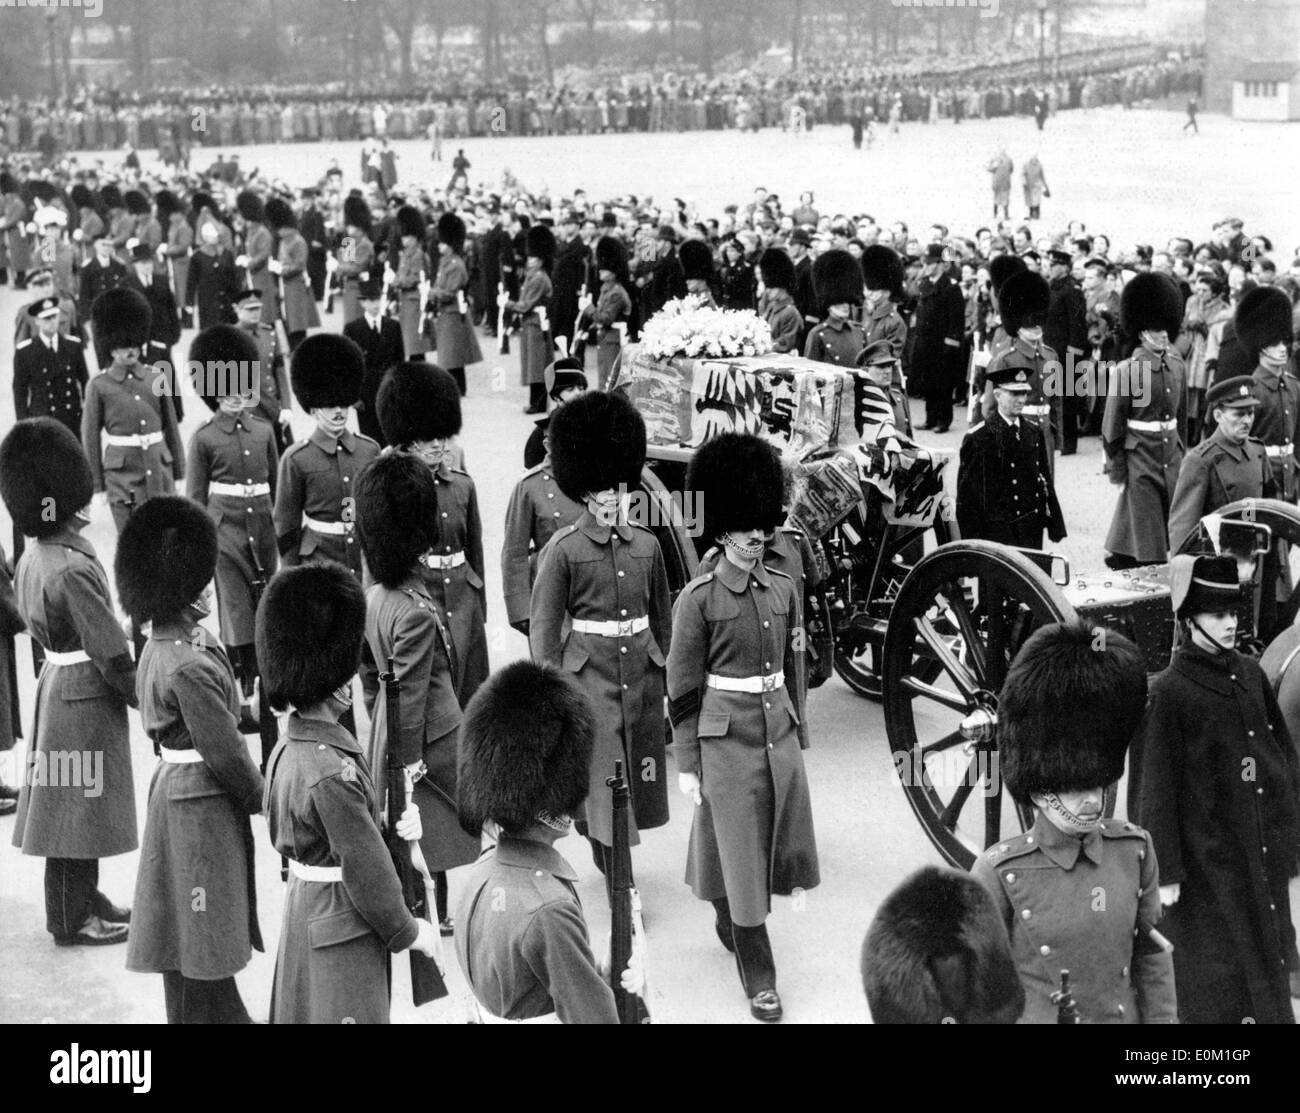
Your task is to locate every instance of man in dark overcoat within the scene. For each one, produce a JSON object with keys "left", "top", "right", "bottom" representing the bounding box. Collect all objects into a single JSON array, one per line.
[{"left": 912, "top": 244, "right": 966, "bottom": 432}]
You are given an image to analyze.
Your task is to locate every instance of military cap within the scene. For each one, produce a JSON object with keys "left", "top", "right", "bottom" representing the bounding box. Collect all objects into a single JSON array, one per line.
[
  {"left": 758, "top": 246, "right": 796, "bottom": 291},
  {"left": 595, "top": 235, "right": 629, "bottom": 284},
  {"left": 1047, "top": 248, "right": 1073, "bottom": 268},
  {"left": 1235, "top": 285, "right": 1293, "bottom": 356},
  {"left": 0, "top": 418, "right": 93, "bottom": 539},
  {"left": 264, "top": 196, "right": 296, "bottom": 232},
  {"left": 1120, "top": 271, "right": 1184, "bottom": 341},
  {"left": 123, "top": 189, "right": 150, "bottom": 216},
  {"left": 189, "top": 324, "right": 260, "bottom": 410},
  {"left": 678, "top": 239, "right": 715, "bottom": 284},
  {"left": 395, "top": 205, "right": 425, "bottom": 241},
  {"left": 235, "top": 190, "right": 265, "bottom": 224},
  {"left": 1170, "top": 553, "right": 1240, "bottom": 618},
  {"left": 1205, "top": 376, "right": 1258, "bottom": 412},
  {"left": 999, "top": 271, "right": 1051, "bottom": 336},
  {"left": 856, "top": 338, "right": 897, "bottom": 367},
  {"left": 377, "top": 361, "right": 462, "bottom": 445},
  {"left": 437, "top": 211, "right": 467, "bottom": 255},
  {"left": 356, "top": 273, "right": 384, "bottom": 300},
  {"left": 987, "top": 366, "right": 1032, "bottom": 392},
  {"left": 526, "top": 224, "right": 556, "bottom": 271},
  {"left": 789, "top": 227, "right": 813, "bottom": 248},
  {"left": 544, "top": 356, "right": 588, "bottom": 400},
  {"left": 232, "top": 287, "right": 261, "bottom": 306},
  {"left": 114, "top": 496, "right": 218, "bottom": 624},
  {"left": 99, "top": 183, "right": 124, "bottom": 210},
  {"left": 26, "top": 296, "right": 60, "bottom": 319},
  {"left": 342, "top": 194, "right": 372, "bottom": 233},
  {"left": 987, "top": 252, "right": 1027, "bottom": 298},
  {"left": 861, "top": 244, "right": 905, "bottom": 299},
  {"left": 922, "top": 243, "right": 946, "bottom": 264}
]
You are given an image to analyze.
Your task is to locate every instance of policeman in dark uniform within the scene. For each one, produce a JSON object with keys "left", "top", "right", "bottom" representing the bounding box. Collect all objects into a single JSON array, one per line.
[
  {"left": 523, "top": 357, "right": 588, "bottom": 470},
  {"left": 803, "top": 249, "right": 865, "bottom": 368},
  {"left": 957, "top": 364, "right": 1065, "bottom": 549},
  {"left": 14, "top": 296, "right": 87, "bottom": 433},
  {"left": 232, "top": 287, "right": 294, "bottom": 456}
]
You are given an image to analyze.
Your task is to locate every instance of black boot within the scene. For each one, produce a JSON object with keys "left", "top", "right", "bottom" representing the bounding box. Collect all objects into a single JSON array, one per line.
[
  {"left": 733, "top": 921, "right": 781, "bottom": 1021},
  {"left": 712, "top": 898, "right": 735, "bottom": 953}
]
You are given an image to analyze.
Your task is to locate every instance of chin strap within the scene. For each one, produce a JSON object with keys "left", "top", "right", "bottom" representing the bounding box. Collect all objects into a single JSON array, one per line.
[
  {"left": 1188, "top": 617, "right": 1232, "bottom": 653},
  {"left": 1040, "top": 792, "right": 1101, "bottom": 834}
]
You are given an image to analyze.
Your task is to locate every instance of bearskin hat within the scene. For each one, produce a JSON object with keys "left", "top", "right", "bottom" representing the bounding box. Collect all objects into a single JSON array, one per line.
[
  {"left": 862, "top": 867, "right": 1024, "bottom": 1025},
  {"left": 290, "top": 332, "right": 365, "bottom": 411},
  {"left": 355, "top": 451, "right": 440, "bottom": 589},
  {"left": 92, "top": 286, "right": 151, "bottom": 355},
  {"left": 114, "top": 496, "right": 218, "bottom": 624},
  {"left": 377, "top": 362, "right": 462, "bottom": 445},
  {"left": 188, "top": 324, "right": 260, "bottom": 411},
  {"left": 342, "top": 194, "right": 372, "bottom": 234},
  {"left": 27, "top": 180, "right": 59, "bottom": 205},
  {"left": 69, "top": 183, "right": 96, "bottom": 210},
  {"left": 1120, "top": 271, "right": 1184, "bottom": 342},
  {"left": 595, "top": 235, "right": 629, "bottom": 285},
  {"left": 987, "top": 253, "right": 1027, "bottom": 303},
  {"left": 395, "top": 205, "right": 426, "bottom": 242},
  {"left": 526, "top": 224, "right": 556, "bottom": 272},
  {"left": 679, "top": 239, "right": 715, "bottom": 283},
  {"left": 190, "top": 191, "right": 218, "bottom": 220},
  {"left": 549, "top": 390, "right": 646, "bottom": 503},
  {"left": 256, "top": 563, "right": 367, "bottom": 713},
  {"left": 100, "top": 183, "right": 124, "bottom": 210},
  {"left": 812, "top": 248, "right": 864, "bottom": 308},
  {"left": 686, "top": 433, "right": 785, "bottom": 541},
  {"left": 123, "top": 189, "right": 150, "bottom": 216},
  {"left": 860, "top": 244, "right": 904, "bottom": 299},
  {"left": 0, "top": 418, "right": 93, "bottom": 539},
  {"left": 758, "top": 247, "right": 796, "bottom": 292},
  {"left": 457, "top": 660, "right": 594, "bottom": 834},
  {"left": 437, "top": 212, "right": 466, "bottom": 255},
  {"left": 264, "top": 196, "right": 296, "bottom": 232},
  {"left": 0, "top": 171, "right": 17, "bottom": 195},
  {"left": 999, "top": 620, "right": 1147, "bottom": 805},
  {"left": 235, "top": 190, "right": 266, "bottom": 224},
  {"left": 1234, "top": 285, "right": 1293, "bottom": 357},
  {"left": 999, "top": 271, "right": 1051, "bottom": 336}
]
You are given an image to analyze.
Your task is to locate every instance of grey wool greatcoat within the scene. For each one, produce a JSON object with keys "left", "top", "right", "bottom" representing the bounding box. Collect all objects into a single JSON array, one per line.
[
  {"left": 500, "top": 458, "right": 583, "bottom": 626},
  {"left": 362, "top": 576, "right": 481, "bottom": 874},
  {"left": 530, "top": 514, "right": 672, "bottom": 848},
  {"left": 667, "top": 556, "right": 820, "bottom": 926},
  {"left": 126, "top": 620, "right": 264, "bottom": 979},
  {"left": 265, "top": 713, "right": 420, "bottom": 1024},
  {"left": 276, "top": 229, "right": 320, "bottom": 334},
  {"left": 12, "top": 526, "right": 138, "bottom": 859},
  {"left": 509, "top": 267, "right": 552, "bottom": 387},
  {"left": 427, "top": 253, "right": 483, "bottom": 370}
]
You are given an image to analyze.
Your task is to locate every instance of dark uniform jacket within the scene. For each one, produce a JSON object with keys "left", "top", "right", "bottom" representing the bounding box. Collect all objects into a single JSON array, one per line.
[
  {"left": 1166, "top": 430, "right": 1272, "bottom": 556},
  {"left": 501, "top": 458, "right": 583, "bottom": 626},
  {"left": 13, "top": 332, "right": 88, "bottom": 434},
  {"left": 185, "top": 247, "right": 240, "bottom": 330},
  {"left": 123, "top": 270, "right": 181, "bottom": 348},
  {"left": 957, "top": 410, "right": 1066, "bottom": 548},
  {"left": 1248, "top": 365, "right": 1300, "bottom": 501},
  {"left": 910, "top": 272, "right": 965, "bottom": 392},
  {"left": 551, "top": 236, "right": 590, "bottom": 343},
  {"left": 77, "top": 255, "right": 129, "bottom": 327},
  {"left": 759, "top": 289, "right": 802, "bottom": 354},
  {"left": 1045, "top": 275, "right": 1087, "bottom": 365},
  {"left": 803, "top": 315, "right": 864, "bottom": 368},
  {"left": 236, "top": 319, "right": 293, "bottom": 449},
  {"left": 981, "top": 336, "right": 1063, "bottom": 463},
  {"left": 343, "top": 315, "right": 404, "bottom": 445}
]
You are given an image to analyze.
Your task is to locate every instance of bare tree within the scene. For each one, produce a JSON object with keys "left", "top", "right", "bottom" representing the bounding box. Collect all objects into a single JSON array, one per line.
[
  {"left": 573, "top": 0, "right": 602, "bottom": 67},
  {"left": 379, "top": 0, "right": 425, "bottom": 89},
  {"left": 791, "top": 0, "right": 803, "bottom": 70}
]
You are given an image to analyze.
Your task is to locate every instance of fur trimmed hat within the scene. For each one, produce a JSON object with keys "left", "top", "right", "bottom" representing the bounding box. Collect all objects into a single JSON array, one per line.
[
  {"left": 1120, "top": 271, "right": 1184, "bottom": 342},
  {"left": 114, "top": 496, "right": 218, "bottom": 624},
  {"left": 91, "top": 286, "right": 151, "bottom": 354},
  {"left": 355, "top": 451, "right": 440, "bottom": 589},
  {"left": 686, "top": 432, "right": 785, "bottom": 541},
  {"left": 862, "top": 866, "right": 1024, "bottom": 1025},
  {"left": 123, "top": 188, "right": 150, "bottom": 216},
  {"left": 999, "top": 620, "right": 1147, "bottom": 805},
  {"left": 758, "top": 246, "right": 796, "bottom": 291},
  {"left": 987, "top": 253, "right": 1027, "bottom": 303},
  {"left": 0, "top": 418, "right": 93, "bottom": 539},
  {"left": 395, "top": 204, "right": 426, "bottom": 241},
  {"left": 860, "top": 244, "right": 904, "bottom": 299},
  {"left": 549, "top": 390, "right": 646, "bottom": 503},
  {"left": 290, "top": 332, "right": 365, "bottom": 411},
  {"left": 457, "top": 660, "right": 594, "bottom": 834},
  {"left": 264, "top": 196, "right": 296, "bottom": 232},
  {"left": 679, "top": 239, "right": 715, "bottom": 283},
  {"left": 342, "top": 194, "right": 372, "bottom": 234},
  {"left": 235, "top": 190, "right": 265, "bottom": 224},
  {"left": 526, "top": 224, "right": 556, "bottom": 272},
  {"left": 1234, "top": 285, "right": 1293, "bottom": 357},
  {"left": 437, "top": 212, "right": 466, "bottom": 255},
  {"left": 595, "top": 235, "right": 629, "bottom": 284},
  {"left": 377, "top": 361, "right": 462, "bottom": 445},
  {"left": 256, "top": 563, "right": 367, "bottom": 712},
  {"left": 999, "top": 271, "right": 1051, "bottom": 336},
  {"left": 188, "top": 324, "right": 260, "bottom": 411},
  {"left": 812, "top": 248, "right": 864, "bottom": 307}
]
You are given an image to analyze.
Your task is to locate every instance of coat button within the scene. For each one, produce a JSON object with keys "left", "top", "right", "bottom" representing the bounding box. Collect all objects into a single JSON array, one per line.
[
  {"left": 617, "top": 570, "right": 625, "bottom": 578},
  {"left": 1039, "top": 944, "right": 1051, "bottom": 956},
  {"left": 1005, "top": 872, "right": 1016, "bottom": 883},
  {"left": 1020, "top": 909, "right": 1031, "bottom": 920},
  {"left": 553, "top": 511, "right": 560, "bottom": 518},
  {"left": 762, "top": 620, "right": 770, "bottom": 629},
  {"left": 1116, "top": 1004, "right": 1125, "bottom": 1017},
  {"left": 1025, "top": 835, "right": 1034, "bottom": 844},
  {"left": 622, "top": 683, "right": 628, "bottom": 690},
  {"left": 620, "top": 609, "right": 627, "bottom": 616},
  {"left": 764, "top": 701, "right": 771, "bottom": 710},
  {"left": 547, "top": 493, "right": 554, "bottom": 499},
  {"left": 1122, "top": 965, "right": 1129, "bottom": 977},
  {"left": 620, "top": 646, "right": 627, "bottom": 654}
]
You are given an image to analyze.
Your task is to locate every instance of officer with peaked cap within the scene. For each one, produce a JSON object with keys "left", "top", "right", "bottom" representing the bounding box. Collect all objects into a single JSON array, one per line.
[
  {"left": 258, "top": 563, "right": 438, "bottom": 1023},
  {"left": 116, "top": 496, "right": 264, "bottom": 1023},
  {"left": 855, "top": 337, "right": 911, "bottom": 435},
  {"left": 14, "top": 294, "right": 88, "bottom": 434},
  {"left": 971, "top": 620, "right": 1176, "bottom": 1024},
  {"left": 862, "top": 865, "right": 1024, "bottom": 1024},
  {"left": 668, "top": 432, "right": 819, "bottom": 1022},
  {"left": 1130, "top": 555, "right": 1300, "bottom": 1023},
  {"left": 2, "top": 419, "right": 136, "bottom": 947}
]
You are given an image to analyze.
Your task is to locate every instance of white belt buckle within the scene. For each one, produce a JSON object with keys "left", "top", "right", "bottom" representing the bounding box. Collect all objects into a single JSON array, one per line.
[
  {"left": 617, "top": 619, "right": 635, "bottom": 637},
  {"left": 761, "top": 673, "right": 779, "bottom": 692},
  {"left": 244, "top": 483, "right": 259, "bottom": 498}
]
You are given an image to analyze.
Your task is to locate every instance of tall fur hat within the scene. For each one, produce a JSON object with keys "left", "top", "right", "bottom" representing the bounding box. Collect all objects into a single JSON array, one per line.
[
  {"left": 235, "top": 190, "right": 265, "bottom": 224},
  {"left": 342, "top": 194, "right": 372, "bottom": 234},
  {"left": 290, "top": 332, "right": 365, "bottom": 411},
  {"left": 100, "top": 183, "right": 124, "bottom": 210},
  {"left": 437, "top": 212, "right": 466, "bottom": 255},
  {"left": 1234, "top": 285, "right": 1293, "bottom": 357},
  {"left": 812, "top": 248, "right": 864, "bottom": 307},
  {"left": 987, "top": 253, "right": 1027, "bottom": 302},
  {"left": 686, "top": 432, "right": 786, "bottom": 541},
  {"left": 0, "top": 171, "right": 18, "bottom": 195},
  {"left": 69, "top": 183, "right": 96, "bottom": 210},
  {"left": 264, "top": 196, "right": 296, "bottom": 231},
  {"left": 457, "top": 660, "right": 594, "bottom": 834},
  {"left": 679, "top": 239, "right": 715, "bottom": 283},
  {"left": 526, "top": 224, "right": 556, "bottom": 272},
  {"left": 188, "top": 324, "right": 260, "bottom": 411},
  {"left": 92, "top": 286, "right": 151, "bottom": 354},
  {"left": 549, "top": 390, "right": 646, "bottom": 503},
  {"left": 1120, "top": 271, "right": 1183, "bottom": 342},
  {"left": 377, "top": 361, "right": 462, "bottom": 445},
  {"left": 999, "top": 271, "right": 1051, "bottom": 336},
  {"left": 114, "top": 496, "right": 218, "bottom": 624},
  {"left": 758, "top": 246, "right": 796, "bottom": 291},
  {"left": 0, "top": 418, "right": 93, "bottom": 539},
  {"left": 153, "top": 189, "right": 182, "bottom": 220},
  {"left": 862, "top": 866, "right": 1024, "bottom": 1025},
  {"left": 190, "top": 190, "right": 218, "bottom": 220},
  {"left": 355, "top": 451, "right": 440, "bottom": 589},
  {"left": 123, "top": 188, "right": 150, "bottom": 216},
  {"left": 395, "top": 204, "right": 426, "bottom": 241},
  {"left": 595, "top": 235, "right": 629, "bottom": 285},
  {"left": 999, "top": 620, "right": 1147, "bottom": 805},
  {"left": 860, "top": 244, "right": 904, "bottom": 299}
]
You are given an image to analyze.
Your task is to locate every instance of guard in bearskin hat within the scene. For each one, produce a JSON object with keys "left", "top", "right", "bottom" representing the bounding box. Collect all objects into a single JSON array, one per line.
[
  {"left": 343, "top": 273, "right": 404, "bottom": 446},
  {"left": 424, "top": 212, "right": 483, "bottom": 397},
  {"left": 1234, "top": 287, "right": 1299, "bottom": 500},
  {"left": 234, "top": 190, "right": 277, "bottom": 325},
  {"left": 985, "top": 252, "right": 1028, "bottom": 359},
  {"left": 530, "top": 391, "right": 671, "bottom": 873},
  {"left": 154, "top": 188, "right": 191, "bottom": 315},
  {"left": 804, "top": 249, "right": 865, "bottom": 368},
  {"left": 858, "top": 244, "right": 910, "bottom": 406},
  {"left": 266, "top": 195, "right": 319, "bottom": 345},
  {"left": 576, "top": 236, "right": 632, "bottom": 389},
  {"left": 1102, "top": 271, "right": 1188, "bottom": 568},
  {"left": 377, "top": 361, "right": 489, "bottom": 706},
  {"left": 971, "top": 619, "right": 1176, "bottom": 1024},
  {"left": 2, "top": 419, "right": 136, "bottom": 947},
  {"left": 757, "top": 247, "right": 802, "bottom": 354},
  {"left": 862, "top": 866, "right": 1024, "bottom": 1024},
  {"left": 355, "top": 452, "right": 481, "bottom": 937},
  {"left": 679, "top": 239, "right": 718, "bottom": 308},
  {"left": 507, "top": 224, "right": 556, "bottom": 412},
  {"left": 257, "top": 563, "right": 438, "bottom": 1024},
  {"left": 393, "top": 205, "right": 430, "bottom": 359},
  {"left": 273, "top": 332, "right": 378, "bottom": 580},
  {"left": 455, "top": 660, "right": 640, "bottom": 1023},
  {"left": 101, "top": 182, "right": 134, "bottom": 265},
  {"left": 338, "top": 194, "right": 377, "bottom": 326},
  {"left": 81, "top": 286, "right": 185, "bottom": 533},
  {"left": 115, "top": 496, "right": 264, "bottom": 1023},
  {"left": 1130, "top": 555, "right": 1300, "bottom": 1022},
  {"left": 668, "top": 432, "right": 819, "bottom": 1023}
]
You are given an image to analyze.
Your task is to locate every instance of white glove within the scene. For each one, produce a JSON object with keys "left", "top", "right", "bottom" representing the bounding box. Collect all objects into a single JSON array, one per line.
[
  {"left": 621, "top": 939, "right": 647, "bottom": 997},
  {"left": 1159, "top": 883, "right": 1180, "bottom": 907},
  {"left": 579, "top": 293, "right": 594, "bottom": 312},
  {"left": 235, "top": 253, "right": 249, "bottom": 268},
  {"left": 325, "top": 254, "right": 339, "bottom": 274},
  {"left": 268, "top": 259, "right": 283, "bottom": 275},
  {"left": 396, "top": 802, "right": 422, "bottom": 844},
  {"left": 72, "top": 228, "right": 84, "bottom": 242},
  {"left": 678, "top": 771, "right": 702, "bottom": 806},
  {"left": 277, "top": 410, "right": 292, "bottom": 426},
  {"left": 497, "top": 290, "right": 510, "bottom": 307},
  {"left": 156, "top": 243, "right": 168, "bottom": 257},
  {"left": 409, "top": 918, "right": 439, "bottom": 957}
]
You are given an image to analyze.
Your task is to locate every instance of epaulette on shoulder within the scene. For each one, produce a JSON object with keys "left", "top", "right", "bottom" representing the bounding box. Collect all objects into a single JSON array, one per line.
[
  {"left": 1099, "top": 817, "right": 1148, "bottom": 841},
  {"left": 965, "top": 421, "right": 986, "bottom": 437},
  {"left": 982, "top": 829, "right": 1040, "bottom": 867},
  {"left": 15, "top": 338, "right": 32, "bottom": 349},
  {"left": 449, "top": 466, "right": 471, "bottom": 477},
  {"left": 354, "top": 432, "right": 381, "bottom": 450},
  {"left": 779, "top": 524, "right": 804, "bottom": 539},
  {"left": 767, "top": 565, "right": 795, "bottom": 584},
  {"left": 521, "top": 461, "right": 547, "bottom": 479},
  {"left": 281, "top": 438, "right": 310, "bottom": 460},
  {"left": 64, "top": 334, "right": 80, "bottom": 344}
]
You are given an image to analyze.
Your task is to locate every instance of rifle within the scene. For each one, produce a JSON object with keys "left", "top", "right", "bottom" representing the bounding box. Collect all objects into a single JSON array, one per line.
[
  {"left": 1050, "top": 969, "right": 1082, "bottom": 1024},
  {"left": 381, "top": 654, "right": 449, "bottom": 1005},
  {"left": 607, "top": 760, "right": 651, "bottom": 1024},
  {"left": 124, "top": 492, "right": 146, "bottom": 662},
  {"left": 247, "top": 537, "right": 287, "bottom": 881},
  {"left": 497, "top": 282, "right": 510, "bottom": 355}
]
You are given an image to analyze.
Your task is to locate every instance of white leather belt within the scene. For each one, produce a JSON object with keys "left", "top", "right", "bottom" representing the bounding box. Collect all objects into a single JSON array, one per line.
[
  {"left": 1127, "top": 419, "right": 1178, "bottom": 433},
  {"left": 420, "top": 550, "right": 466, "bottom": 570},
  {"left": 209, "top": 481, "right": 271, "bottom": 498},
  {"left": 572, "top": 616, "right": 649, "bottom": 637},
  {"left": 289, "top": 860, "right": 343, "bottom": 883},
  {"left": 304, "top": 516, "right": 351, "bottom": 536},
  {"left": 1265, "top": 443, "right": 1294, "bottom": 459},
  {"left": 105, "top": 432, "right": 164, "bottom": 449},
  {"left": 45, "top": 649, "right": 91, "bottom": 666},
  {"left": 706, "top": 671, "right": 785, "bottom": 693},
  {"left": 468, "top": 996, "right": 561, "bottom": 1025},
  {"left": 159, "top": 748, "right": 204, "bottom": 764},
  {"left": 1021, "top": 404, "right": 1050, "bottom": 417}
]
